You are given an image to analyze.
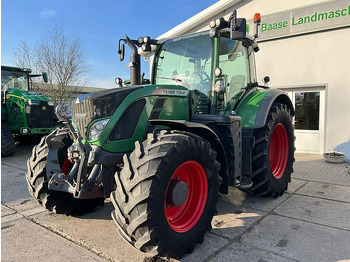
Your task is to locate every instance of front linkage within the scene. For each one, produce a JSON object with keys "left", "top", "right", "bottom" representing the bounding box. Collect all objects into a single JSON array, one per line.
[
  {"left": 26, "top": 128, "right": 105, "bottom": 215},
  {"left": 26, "top": 113, "right": 112, "bottom": 215},
  {"left": 51, "top": 107, "right": 120, "bottom": 197}
]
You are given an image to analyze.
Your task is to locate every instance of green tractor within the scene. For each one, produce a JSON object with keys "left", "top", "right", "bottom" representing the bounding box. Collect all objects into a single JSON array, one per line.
[
  {"left": 26, "top": 11, "right": 294, "bottom": 258},
  {"left": 1, "top": 65, "right": 57, "bottom": 156}
]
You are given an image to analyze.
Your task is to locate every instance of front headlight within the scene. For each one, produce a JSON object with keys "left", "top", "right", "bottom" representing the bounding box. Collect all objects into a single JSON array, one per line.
[
  {"left": 55, "top": 103, "right": 72, "bottom": 120},
  {"left": 89, "top": 119, "right": 110, "bottom": 140},
  {"left": 214, "top": 79, "right": 224, "bottom": 92}
]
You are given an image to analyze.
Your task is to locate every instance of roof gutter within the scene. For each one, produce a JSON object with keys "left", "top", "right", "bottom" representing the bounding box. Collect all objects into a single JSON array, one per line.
[{"left": 157, "top": 0, "right": 244, "bottom": 39}]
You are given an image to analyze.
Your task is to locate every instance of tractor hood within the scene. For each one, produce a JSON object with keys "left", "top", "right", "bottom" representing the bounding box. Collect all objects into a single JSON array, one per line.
[
  {"left": 73, "top": 84, "right": 189, "bottom": 121},
  {"left": 73, "top": 86, "right": 143, "bottom": 119},
  {"left": 72, "top": 86, "right": 143, "bottom": 139},
  {"left": 72, "top": 84, "right": 190, "bottom": 140},
  {"left": 7, "top": 89, "right": 54, "bottom": 103}
]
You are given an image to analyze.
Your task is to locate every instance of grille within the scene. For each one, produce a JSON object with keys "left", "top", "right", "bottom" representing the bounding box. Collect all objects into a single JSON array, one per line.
[
  {"left": 72, "top": 98, "right": 94, "bottom": 139},
  {"left": 26, "top": 103, "right": 55, "bottom": 128}
]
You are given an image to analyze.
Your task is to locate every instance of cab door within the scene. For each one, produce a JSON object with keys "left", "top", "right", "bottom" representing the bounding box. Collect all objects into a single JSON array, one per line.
[{"left": 218, "top": 35, "right": 256, "bottom": 111}]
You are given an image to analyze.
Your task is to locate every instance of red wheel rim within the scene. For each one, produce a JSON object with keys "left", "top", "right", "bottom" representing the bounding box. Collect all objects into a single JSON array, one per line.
[
  {"left": 269, "top": 123, "right": 289, "bottom": 179},
  {"left": 165, "top": 161, "right": 208, "bottom": 233},
  {"left": 61, "top": 158, "right": 71, "bottom": 176}
]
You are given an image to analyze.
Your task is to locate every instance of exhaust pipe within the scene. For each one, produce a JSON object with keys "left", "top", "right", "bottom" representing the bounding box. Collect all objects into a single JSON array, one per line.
[{"left": 125, "top": 35, "right": 141, "bottom": 85}]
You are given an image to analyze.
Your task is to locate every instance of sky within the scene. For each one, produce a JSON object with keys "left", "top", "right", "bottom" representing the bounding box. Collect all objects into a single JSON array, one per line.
[{"left": 2, "top": 0, "right": 218, "bottom": 88}]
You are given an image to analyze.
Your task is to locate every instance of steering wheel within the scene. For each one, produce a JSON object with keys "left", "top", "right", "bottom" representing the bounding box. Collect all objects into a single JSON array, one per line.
[
  {"left": 189, "top": 71, "right": 210, "bottom": 85},
  {"left": 187, "top": 71, "right": 211, "bottom": 94}
]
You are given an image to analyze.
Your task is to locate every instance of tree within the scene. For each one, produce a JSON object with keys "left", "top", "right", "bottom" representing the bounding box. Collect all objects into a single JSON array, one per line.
[{"left": 15, "top": 26, "right": 92, "bottom": 104}]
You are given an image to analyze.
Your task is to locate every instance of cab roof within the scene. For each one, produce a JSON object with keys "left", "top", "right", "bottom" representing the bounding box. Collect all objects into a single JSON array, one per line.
[{"left": 1, "top": 65, "right": 32, "bottom": 73}]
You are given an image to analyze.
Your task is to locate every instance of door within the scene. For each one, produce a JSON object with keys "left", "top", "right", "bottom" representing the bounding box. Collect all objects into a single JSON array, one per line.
[{"left": 286, "top": 88, "right": 325, "bottom": 154}]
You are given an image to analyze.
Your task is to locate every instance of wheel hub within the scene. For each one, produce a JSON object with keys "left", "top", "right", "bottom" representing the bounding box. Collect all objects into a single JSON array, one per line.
[{"left": 167, "top": 180, "right": 188, "bottom": 207}]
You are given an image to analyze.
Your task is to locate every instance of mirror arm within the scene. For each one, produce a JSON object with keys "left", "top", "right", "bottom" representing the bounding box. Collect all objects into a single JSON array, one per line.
[{"left": 229, "top": 10, "right": 238, "bottom": 37}]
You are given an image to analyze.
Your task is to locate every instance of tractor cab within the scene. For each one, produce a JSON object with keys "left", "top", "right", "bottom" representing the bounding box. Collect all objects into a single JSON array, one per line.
[
  {"left": 1, "top": 67, "right": 31, "bottom": 92},
  {"left": 153, "top": 30, "right": 258, "bottom": 115},
  {"left": 118, "top": 11, "right": 262, "bottom": 116}
]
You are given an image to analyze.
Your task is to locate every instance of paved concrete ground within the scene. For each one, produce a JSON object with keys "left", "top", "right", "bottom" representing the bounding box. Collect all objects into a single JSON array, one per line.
[{"left": 2, "top": 146, "right": 350, "bottom": 262}]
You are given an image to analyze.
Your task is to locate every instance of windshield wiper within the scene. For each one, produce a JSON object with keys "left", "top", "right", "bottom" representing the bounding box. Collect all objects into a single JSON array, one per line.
[{"left": 156, "top": 76, "right": 183, "bottom": 82}]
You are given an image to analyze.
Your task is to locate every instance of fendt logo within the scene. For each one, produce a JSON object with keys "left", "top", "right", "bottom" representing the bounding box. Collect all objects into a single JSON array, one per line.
[
  {"left": 74, "top": 113, "right": 88, "bottom": 119},
  {"left": 152, "top": 89, "right": 189, "bottom": 97}
]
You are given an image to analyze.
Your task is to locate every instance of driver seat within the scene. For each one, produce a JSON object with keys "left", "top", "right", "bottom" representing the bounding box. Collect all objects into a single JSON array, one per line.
[{"left": 227, "top": 75, "right": 245, "bottom": 99}]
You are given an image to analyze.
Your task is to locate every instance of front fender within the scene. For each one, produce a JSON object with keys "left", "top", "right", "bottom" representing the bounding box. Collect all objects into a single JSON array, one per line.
[
  {"left": 149, "top": 119, "right": 230, "bottom": 194},
  {"left": 235, "top": 88, "right": 294, "bottom": 129}
]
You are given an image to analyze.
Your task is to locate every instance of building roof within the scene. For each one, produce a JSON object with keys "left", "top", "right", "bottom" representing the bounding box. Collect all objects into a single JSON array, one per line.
[{"left": 79, "top": 86, "right": 107, "bottom": 93}]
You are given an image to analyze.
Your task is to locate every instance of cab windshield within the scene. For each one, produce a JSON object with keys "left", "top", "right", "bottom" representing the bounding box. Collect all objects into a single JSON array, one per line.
[
  {"left": 155, "top": 33, "right": 213, "bottom": 95},
  {"left": 1, "top": 70, "right": 29, "bottom": 91}
]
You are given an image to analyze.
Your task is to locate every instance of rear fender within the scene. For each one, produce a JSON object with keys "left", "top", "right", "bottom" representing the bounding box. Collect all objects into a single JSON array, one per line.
[
  {"left": 236, "top": 88, "right": 294, "bottom": 177},
  {"left": 236, "top": 88, "right": 294, "bottom": 129}
]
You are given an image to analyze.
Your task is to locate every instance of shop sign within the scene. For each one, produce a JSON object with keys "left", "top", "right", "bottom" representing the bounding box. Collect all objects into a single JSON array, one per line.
[{"left": 248, "top": 0, "right": 350, "bottom": 40}]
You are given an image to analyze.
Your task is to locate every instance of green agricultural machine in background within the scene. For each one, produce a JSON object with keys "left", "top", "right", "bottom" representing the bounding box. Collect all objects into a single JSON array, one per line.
[
  {"left": 1, "top": 65, "right": 57, "bottom": 156},
  {"left": 26, "top": 11, "right": 295, "bottom": 258}
]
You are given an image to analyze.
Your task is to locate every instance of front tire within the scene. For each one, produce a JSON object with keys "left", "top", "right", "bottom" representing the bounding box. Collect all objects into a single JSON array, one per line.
[
  {"left": 1, "top": 122, "right": 16, "bottom": 157},
  {"left": 111, "top": 131, "right": 221, "bottom": 259},
  {"left": 248, "top": 103, "right": 295, "bottom": 197},
  {"left": 26, "top": 132, "right": 105, "bottom": 215}
]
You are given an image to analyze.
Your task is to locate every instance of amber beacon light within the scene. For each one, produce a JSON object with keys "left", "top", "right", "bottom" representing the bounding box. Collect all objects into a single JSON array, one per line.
[
  {"left": 254, "top": 13, "right": 261, "bottom": 23},
  {"left": 253, "top": 13, "right": 261, "bottom": 38}
]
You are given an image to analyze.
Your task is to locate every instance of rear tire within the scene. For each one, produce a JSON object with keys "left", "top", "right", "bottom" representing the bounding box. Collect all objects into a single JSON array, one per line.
[
  {"left": 247, "top": 103, "right": 295, "bottom": 197},
  {"left": 1, "top": 122, "right": 16, "bottom": 157},
  {"left": 26, "top": 132, "right": 105, "bottom": 215},
  {"left": 111, "top": 131, "right": 221, "bottom": 259}
]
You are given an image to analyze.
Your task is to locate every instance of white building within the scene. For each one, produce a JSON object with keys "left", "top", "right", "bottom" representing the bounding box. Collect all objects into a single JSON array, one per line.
[{"left": 159, "top": 0, "right": 350, "bottom": 161}]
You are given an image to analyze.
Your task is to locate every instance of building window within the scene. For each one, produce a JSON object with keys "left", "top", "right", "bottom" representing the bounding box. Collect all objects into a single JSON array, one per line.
[{"left": 295, "top": 91, "right": 320, "bottom": 130}]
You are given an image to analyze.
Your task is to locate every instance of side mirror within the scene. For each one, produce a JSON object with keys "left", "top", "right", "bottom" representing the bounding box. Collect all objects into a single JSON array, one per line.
[
  {"left": 42, "top": 72, "right": 48, "bottom": 83},
  {"left": 118, "top": 40, "right": 125, "bottom": 61},
  {"left": 230, "top": 18, "right": 247, "bottom": 40}
]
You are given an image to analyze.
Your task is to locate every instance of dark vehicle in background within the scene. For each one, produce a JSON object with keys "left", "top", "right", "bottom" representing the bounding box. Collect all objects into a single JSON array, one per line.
[{"left": 1, "top": 65, "right": 56, "bottom": 156}]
